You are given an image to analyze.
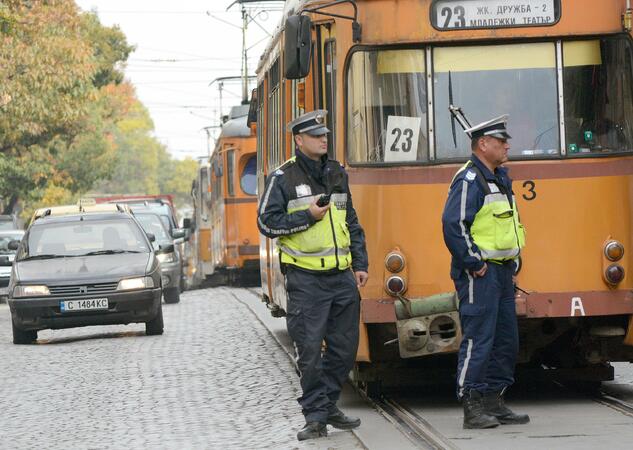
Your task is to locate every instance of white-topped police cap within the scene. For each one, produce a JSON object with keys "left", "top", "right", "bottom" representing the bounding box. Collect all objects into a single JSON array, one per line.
[
  {"left": 287, "top": 109, "right": 330, "bottom": 136},
  {"left": 465, "top": 114, "right": 512, "bottom": 140}
]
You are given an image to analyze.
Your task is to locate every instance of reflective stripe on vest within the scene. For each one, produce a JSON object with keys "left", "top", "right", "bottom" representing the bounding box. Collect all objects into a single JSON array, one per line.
[{"left": 279, "top": 189, "right": 352, "bottom": 270}]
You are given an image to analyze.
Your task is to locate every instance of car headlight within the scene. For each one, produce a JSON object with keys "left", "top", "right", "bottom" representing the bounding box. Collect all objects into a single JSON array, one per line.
[
  {"left": 13, "top": 285, "right": 50, "bottom": 297},
  {"left": 117, "top": 276, "right": 155, "bottom": 291},
  {"left": 156, "top": 252, "right": 176, "bottom": 263}
]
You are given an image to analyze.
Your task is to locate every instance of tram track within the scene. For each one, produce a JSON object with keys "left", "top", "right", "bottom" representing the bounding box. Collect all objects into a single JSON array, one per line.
[
  {"left": 595, "top": 391, "right": 633, "bottom": 418},
  {"left": 369, "top": 396, "right": 458, "bottom": 450}
]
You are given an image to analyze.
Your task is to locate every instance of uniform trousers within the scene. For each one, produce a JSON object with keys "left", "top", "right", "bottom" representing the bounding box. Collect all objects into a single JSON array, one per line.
[
  {"left": 285, "top": 266, "right": 360, "bottom": 423},
  {"left": 454, "top": 261, "right": 518, "bottom": 398}
]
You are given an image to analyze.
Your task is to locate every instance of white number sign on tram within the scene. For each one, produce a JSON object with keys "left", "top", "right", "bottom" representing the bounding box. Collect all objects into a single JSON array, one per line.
[{"left": 433, "top": 0, "right": 557, "bottom": 30}]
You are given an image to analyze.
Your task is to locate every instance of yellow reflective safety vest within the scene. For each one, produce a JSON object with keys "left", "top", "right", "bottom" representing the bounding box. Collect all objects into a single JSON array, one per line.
[
  {"left": 454, "top": 160, "right": 526, "bottom": 262},
  {"left": 277, "top": 157, "right": 352, "bottom": 271}
]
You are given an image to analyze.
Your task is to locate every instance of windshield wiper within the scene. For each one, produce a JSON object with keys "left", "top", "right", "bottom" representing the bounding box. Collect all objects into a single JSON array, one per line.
[
  {"left": 78, "top": 250, "right": 143, "bottom": 256},
  {"left": 20, "top": 254, "right": 64, "bottom": 261}
]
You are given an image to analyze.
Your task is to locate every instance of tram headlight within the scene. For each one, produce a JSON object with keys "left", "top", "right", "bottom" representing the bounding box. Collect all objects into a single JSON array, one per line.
[
  {"left": 604, "top": 241, "right": 625, "bottom": 261},
  {"left": 385, "top": 276, "right": 406, "bottom": 296},
  {"left": 604, "top": 264, "right": 625, "bottom": 285},
  {"left": 385, "top": 252, "right": 405, "bottom": 273}
]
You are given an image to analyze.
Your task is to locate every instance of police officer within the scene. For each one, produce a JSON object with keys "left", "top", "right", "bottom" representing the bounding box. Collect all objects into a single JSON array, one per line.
[
  {"left": 257, "top": 110, "right": 369, "bottom": 441},
  {"left": 442, "top": 115, "right": 530, "bottom": 429}
]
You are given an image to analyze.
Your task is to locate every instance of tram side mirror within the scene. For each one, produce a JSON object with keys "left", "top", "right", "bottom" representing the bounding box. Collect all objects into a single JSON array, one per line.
[
  {"left": 284, "top": 15, "right": 312, "bottom": 80},
  {"left": 182, "top": 218, "right": 191, "bottom": 229}
]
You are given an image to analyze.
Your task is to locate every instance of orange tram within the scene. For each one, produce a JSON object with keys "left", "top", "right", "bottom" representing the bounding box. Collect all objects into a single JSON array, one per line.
[
  {"left": 186, "top": 105, "right": 260, "bottom": 288},
  {"left": 254, "top": 0, "right": 633, "bottom": 392}
]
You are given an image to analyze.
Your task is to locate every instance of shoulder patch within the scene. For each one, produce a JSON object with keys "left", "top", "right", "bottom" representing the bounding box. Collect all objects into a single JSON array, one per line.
[
  {"left": 465, "top": 170, "right": 477, "bottom": 181},
  {"left": 273, "top": 169, "right": 284, "bottom": 176}
]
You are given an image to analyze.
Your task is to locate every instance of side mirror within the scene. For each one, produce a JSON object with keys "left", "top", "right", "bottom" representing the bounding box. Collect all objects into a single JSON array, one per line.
[
  {"left": 182, "top": 218, "right": 191, "bottom": 229},
  {"left": 158, "top": 243, "right": 175, "bottom": 254},
  {"left": 284, "top": 15, "right": 312, "bottom": 80},
  {"left": 8, "top": 240, "right": 20, "bottom": 251},
  {"left": 171, "top": 228, "right": 186, "bottom": 240},
  {"left": 146, "top": 233, "right": 156, "bottom": 243}
]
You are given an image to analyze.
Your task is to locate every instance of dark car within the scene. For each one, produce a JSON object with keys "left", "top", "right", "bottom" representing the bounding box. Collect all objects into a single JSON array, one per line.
[
  {"left": 8, "top": 211, "right": 163, "bottom": 344},
  {"left": 133, "top": 211, "right": 182, "bottom": 304}
]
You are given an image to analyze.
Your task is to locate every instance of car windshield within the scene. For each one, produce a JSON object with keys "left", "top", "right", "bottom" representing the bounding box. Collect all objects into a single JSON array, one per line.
[
  {"left": 21, "top": 218, "right": 150, "bottom": 259},
  {"left": 134, "top": 214, "right": 172, "bottom": 250},
  {"left": 0, "top": 232, "right": 23, "bottom": 255},
  {"left": 129, "top": 204, "right": 176, "bottom": 230},
  {"left": 0, "top": 221, "right": 16, "bottom": 231}
]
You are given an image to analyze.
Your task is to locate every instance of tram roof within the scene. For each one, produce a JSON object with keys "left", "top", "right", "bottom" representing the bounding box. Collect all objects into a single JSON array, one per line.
[{"left": 218, "top": 105, "right": 251, "bottom": 139}]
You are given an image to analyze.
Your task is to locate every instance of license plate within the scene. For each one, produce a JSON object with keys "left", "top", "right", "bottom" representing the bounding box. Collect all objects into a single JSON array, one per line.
[{"left": 60, "top": 298, "right": 109, "bottom": 312}]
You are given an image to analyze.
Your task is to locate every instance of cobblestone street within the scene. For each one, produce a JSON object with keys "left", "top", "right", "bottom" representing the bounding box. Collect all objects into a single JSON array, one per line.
[{"left": 0, "top": 288, "right": 363, "bottom": 449}]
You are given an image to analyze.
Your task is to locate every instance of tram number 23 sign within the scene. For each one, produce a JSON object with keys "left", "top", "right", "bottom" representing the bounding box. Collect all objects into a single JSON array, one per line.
[
  {"left": 385, "top": 116, "right": 422, "bottom": 163},
  {"left": 431, "top": 0, "right": 560, "bottom": 30}
]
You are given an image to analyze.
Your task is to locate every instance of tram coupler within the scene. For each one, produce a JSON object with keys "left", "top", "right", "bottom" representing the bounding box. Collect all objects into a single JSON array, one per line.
[{"left": 395, "top": 292, "right": 461, "bottom": 358}]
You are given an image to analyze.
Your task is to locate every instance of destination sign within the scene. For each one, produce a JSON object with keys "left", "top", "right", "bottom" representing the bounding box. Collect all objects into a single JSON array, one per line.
[{"left": 431, "top": 0, "right": 559, "bottom": 30}]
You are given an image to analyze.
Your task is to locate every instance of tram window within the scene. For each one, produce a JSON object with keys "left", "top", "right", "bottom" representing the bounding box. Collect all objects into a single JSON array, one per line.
[
  {"left": 347, "top": 49, "right": 428, "bottom": 165},
  {"left": 226, "top": 150, "right": 235, "bottom": 197},
  {"left": 563, "top": 37, "right": 633, "bottom": 155},
  {"left": 240, "top": 155, "right": 257, "bottom": 196},
  {"left": 267, "top": 59, "right": 282, "bottom": 171},
  {"left": 324, "top": 40, "right": 337, "bottom": 159},
  {"left": 434, "top": 43, "right": 559, "bottom": 160},
  {"left": 256, "top": 80, "right": 265, "bottom": 195}
]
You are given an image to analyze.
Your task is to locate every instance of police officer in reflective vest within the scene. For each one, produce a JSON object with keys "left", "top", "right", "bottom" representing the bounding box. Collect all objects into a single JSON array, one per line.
[
  {"left": 442, "top": 115, "right": 530, "bottom": 429},
  {"left": 257, "top": 110, "right": 369, "bottom": 441}
]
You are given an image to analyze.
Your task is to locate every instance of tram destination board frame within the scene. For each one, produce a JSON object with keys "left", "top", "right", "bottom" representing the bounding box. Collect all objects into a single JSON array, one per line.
[{"left": 430, "top": 0, "right": 561, "bottom": 31}]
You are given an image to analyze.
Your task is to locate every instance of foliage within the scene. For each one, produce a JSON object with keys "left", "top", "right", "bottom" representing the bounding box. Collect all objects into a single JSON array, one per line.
[
  {"left": 0, "top": 0, "right": 95, "bottom": 154},
  {"left": 1, "top": 1, "right": 194, "bottom": 219}
]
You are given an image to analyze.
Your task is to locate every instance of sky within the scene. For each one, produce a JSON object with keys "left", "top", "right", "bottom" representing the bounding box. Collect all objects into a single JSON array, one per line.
[{"left": 75, "top": 0, "right": 284, "bottom": 160}]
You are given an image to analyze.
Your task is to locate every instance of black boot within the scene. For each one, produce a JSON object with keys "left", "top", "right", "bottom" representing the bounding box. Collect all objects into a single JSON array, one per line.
[
  {"left": 463, "top": 390, "right": 500, "bottom": 429},
  {"left": 297, "top": 422, "right": 327, "bottom": 441},
  {"left": 327, "top": 406, "right": 361, "bottom": 430},
  {"left": 483, "top": 390, "right": 530, "bottom": 425}
]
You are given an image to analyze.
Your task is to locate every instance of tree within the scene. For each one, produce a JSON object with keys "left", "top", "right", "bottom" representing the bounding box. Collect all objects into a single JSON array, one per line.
[
  {"left": 0, "top": 1, "right": 134, "bottom": 215},
  {"left": 0, "top": 0, "right": 96, "bottom": 154}
]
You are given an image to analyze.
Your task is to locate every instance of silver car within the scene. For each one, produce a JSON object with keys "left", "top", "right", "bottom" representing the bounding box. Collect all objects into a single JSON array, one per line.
[{"left": 0, "top": 230, "right": 24, "bottom": 299}]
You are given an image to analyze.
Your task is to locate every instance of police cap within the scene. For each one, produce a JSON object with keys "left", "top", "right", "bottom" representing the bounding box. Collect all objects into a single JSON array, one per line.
[
  {"left": 287, "top": 110, "right": 330, "bottom": 136},
  {"left": 465, "top": 114, "right": 512, "bottom": 140}
]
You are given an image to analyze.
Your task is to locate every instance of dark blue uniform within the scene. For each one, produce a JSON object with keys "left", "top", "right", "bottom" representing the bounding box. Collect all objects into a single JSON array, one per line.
[
  {"left": 442, "top": 155, "right": 519, "bottom": 398},
  {"left": 258, "top": 149, "right": 368, "bottom": 424}
]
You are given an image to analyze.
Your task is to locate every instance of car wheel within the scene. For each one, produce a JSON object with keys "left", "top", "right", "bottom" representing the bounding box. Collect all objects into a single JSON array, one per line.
[
  {"left": 163, "top": 287, "right": 180, "bottom": 304},
  {"left": 12, "top": 322, "right": 37, "bottom": 345},
  {"left": 145, "top": 303, "right": 164, "bottom": 336}
]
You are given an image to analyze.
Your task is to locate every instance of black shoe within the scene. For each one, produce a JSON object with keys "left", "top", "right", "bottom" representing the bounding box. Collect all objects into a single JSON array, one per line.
[
  {"left": 483, "top": 390, "right": 530, "bottom": 425},
  {"left": 463, "top": 390, "right": 501, "bottom": 429},
  {"left": 297, "top": 422, "right": 327, "bottom": 441},
  {"left": 327, "top": 407, "right": 361, "bottom": 430}
]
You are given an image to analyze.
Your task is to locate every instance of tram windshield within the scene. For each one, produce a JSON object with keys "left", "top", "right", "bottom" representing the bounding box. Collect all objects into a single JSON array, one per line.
[
  {"left": 346, "top": 36, "right": 633, "bottom": 164},
  {"left": 347, "top": 49, "right": 428, "bottom": 164},
  {"left": 434, "top": 42, "right": 559, "bottom": 159},
  {"left": 241, "top": 155, "right": 257, "bottom": 195},
  {"left": 563, "top": 37, "right": 633, "bottom": 155}
]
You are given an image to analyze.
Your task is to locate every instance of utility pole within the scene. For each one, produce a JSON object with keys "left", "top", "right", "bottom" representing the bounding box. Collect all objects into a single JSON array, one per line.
[
  {"left": 226, "top": 0, "right": 284, "bottom": 105},
  {"left": 241, "top": 3, "right": 249, "bottom": 105}
]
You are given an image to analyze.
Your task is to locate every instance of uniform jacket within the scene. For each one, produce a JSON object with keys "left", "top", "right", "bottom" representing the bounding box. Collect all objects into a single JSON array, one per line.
[
  {"left": 257, "top": 149, "right": 368, "bottom": 273},
  {"left": 442, "top": 154, "right": 518, "bottom": 280}
]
